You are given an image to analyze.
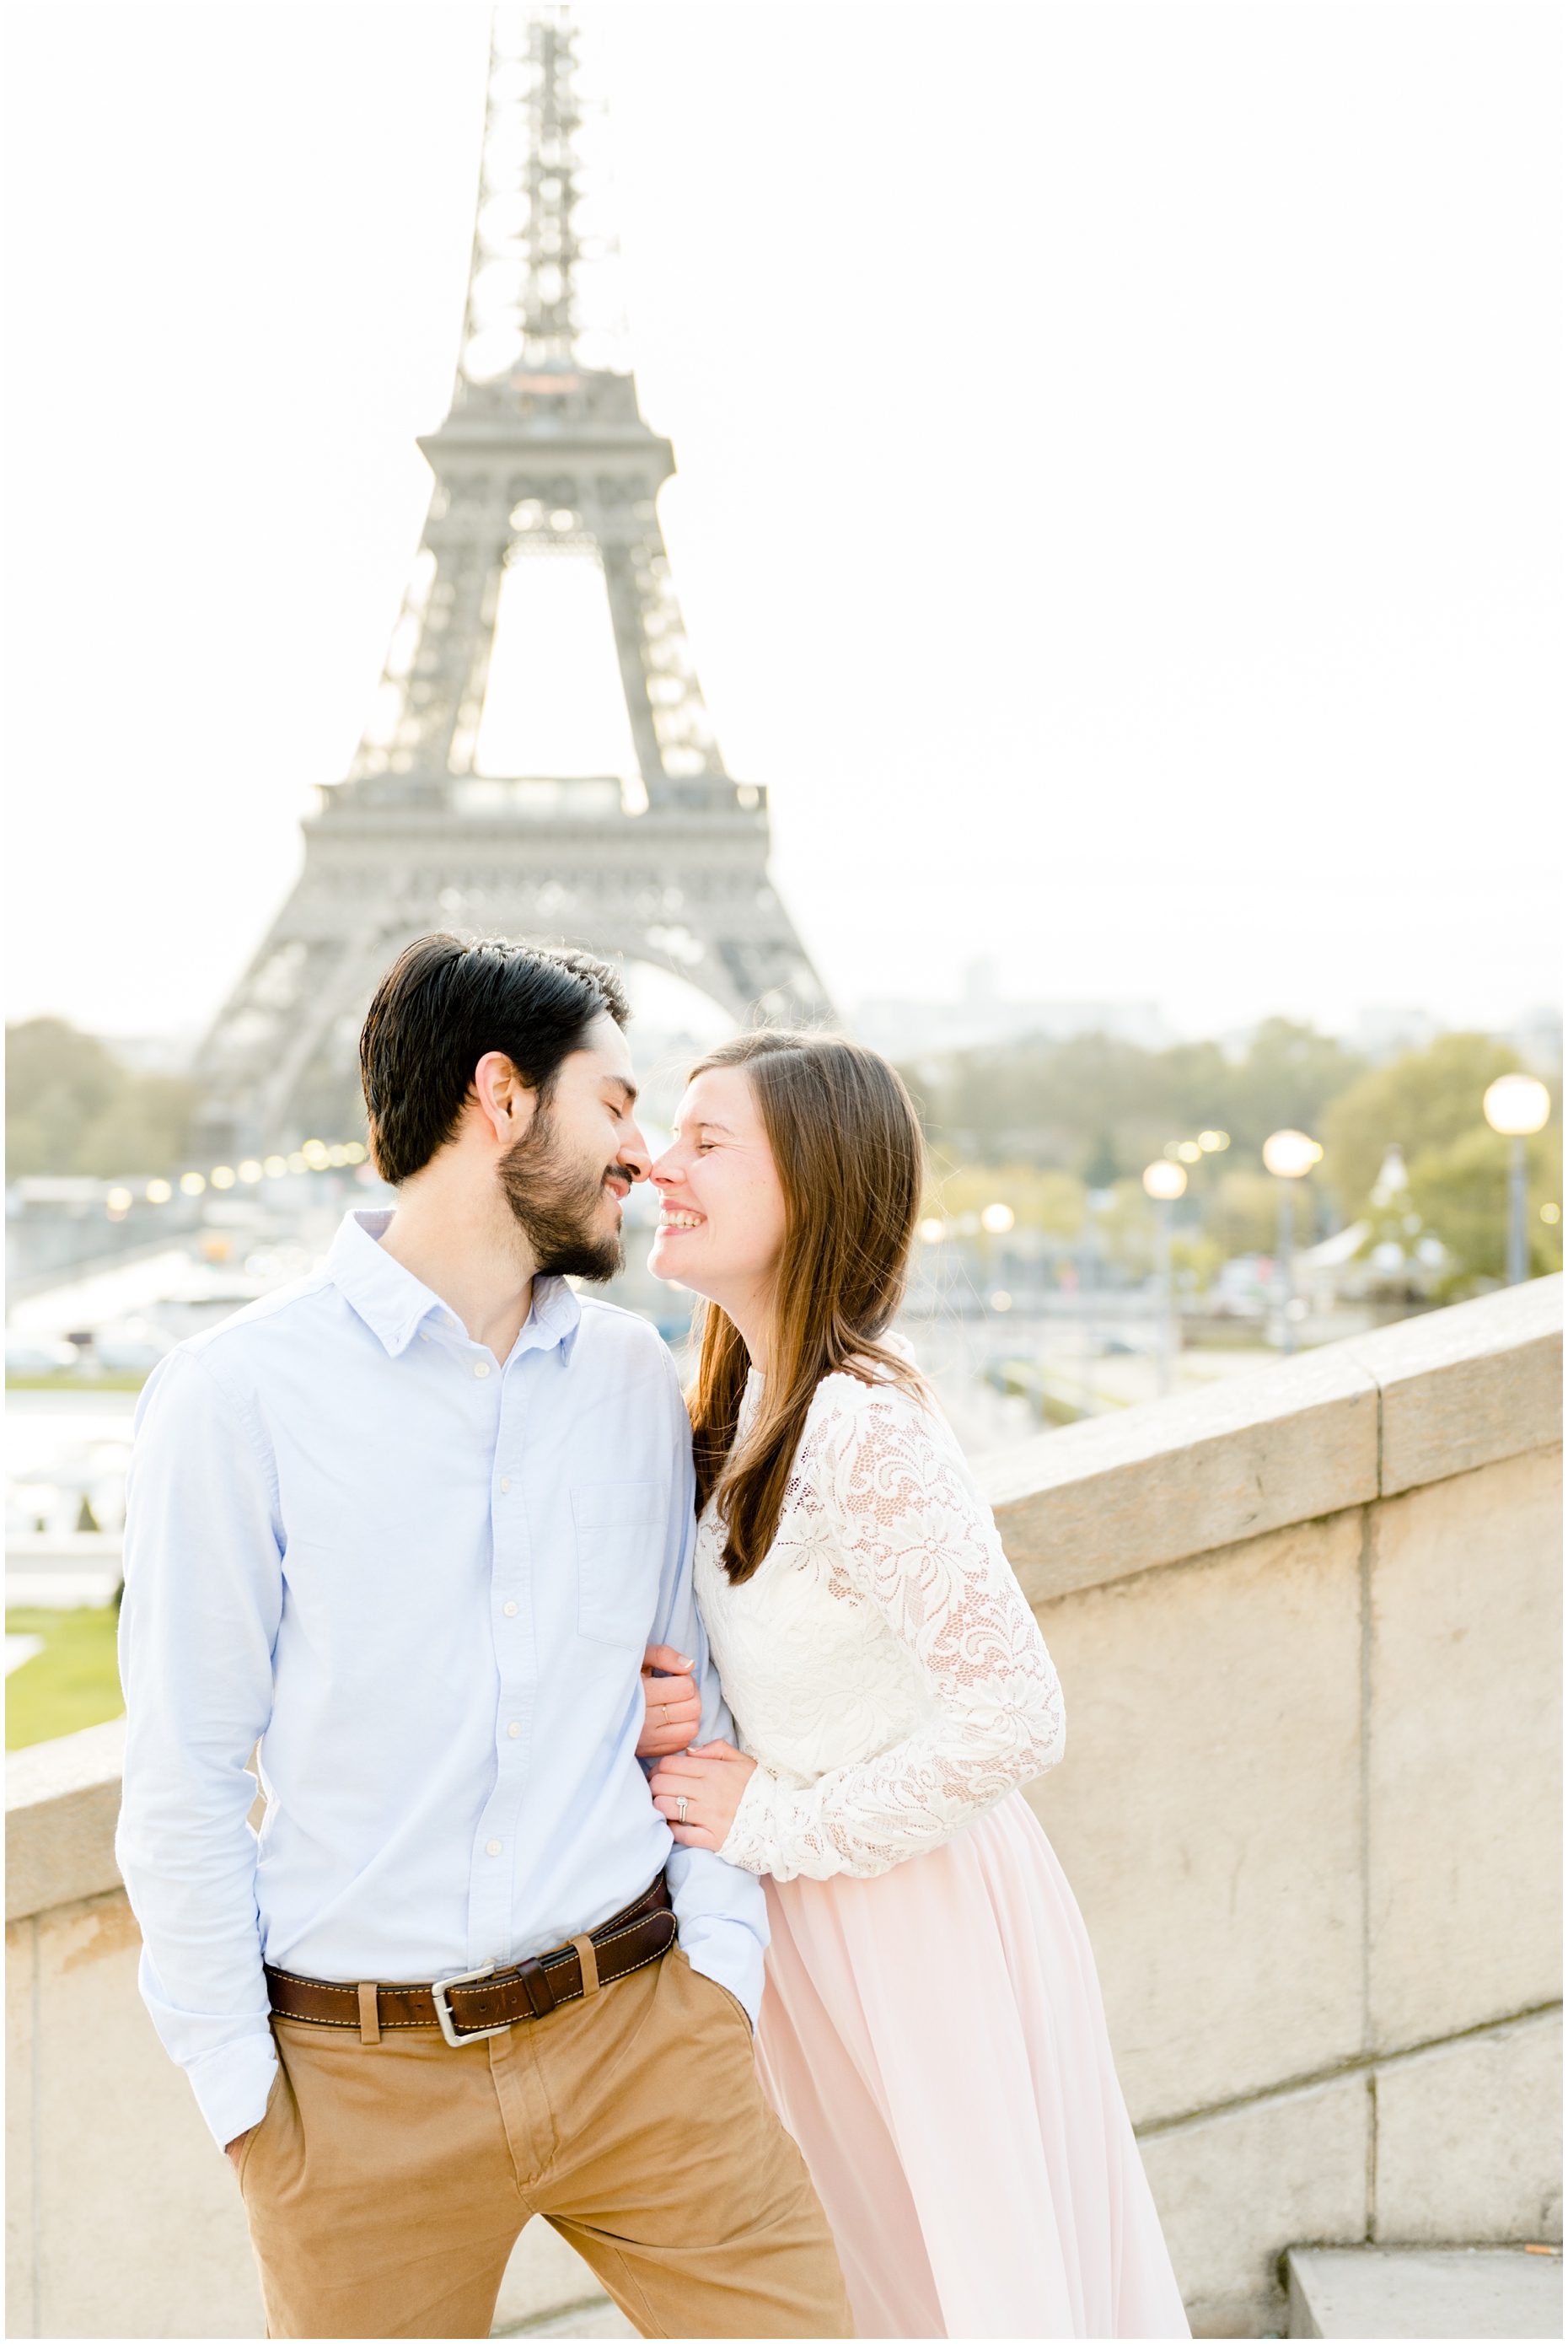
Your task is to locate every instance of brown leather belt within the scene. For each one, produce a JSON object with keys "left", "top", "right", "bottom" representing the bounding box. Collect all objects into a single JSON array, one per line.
[{"left": 265, "top": 1873, "right": 675, "bottom": 2047}]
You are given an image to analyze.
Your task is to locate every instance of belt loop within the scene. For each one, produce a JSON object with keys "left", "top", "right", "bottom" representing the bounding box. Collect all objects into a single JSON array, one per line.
[
  {"left": 518, "top": 1956, "right": 555, "bottom": 2020},
  {"left": 571, "top": 1934, "right": 600, "bottom": 1998},
  {"left": 357, "top": 1981, "right": 381, "bottom": 2045}
]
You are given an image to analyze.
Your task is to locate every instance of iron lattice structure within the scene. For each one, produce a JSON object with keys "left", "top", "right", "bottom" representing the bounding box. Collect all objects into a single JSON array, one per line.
[{"left": 195, "top": 7, "right": 829, "bottom": 1157}]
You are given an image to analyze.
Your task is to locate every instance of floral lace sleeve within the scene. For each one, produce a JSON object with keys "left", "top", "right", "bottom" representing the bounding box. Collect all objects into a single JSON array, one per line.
[{"left": 719, "top": 1380, "right": 1065, "bottom": 1882}]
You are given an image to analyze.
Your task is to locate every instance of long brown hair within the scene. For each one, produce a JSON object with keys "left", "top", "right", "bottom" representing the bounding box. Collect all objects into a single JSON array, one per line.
[{"left": 686, "top": 1030, "right": 926, "bottom": 1583}]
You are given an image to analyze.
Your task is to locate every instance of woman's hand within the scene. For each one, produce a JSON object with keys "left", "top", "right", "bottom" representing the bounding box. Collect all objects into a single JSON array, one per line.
[
  {"left": 636, "top": 1645, "right": 702, "bottom": 1759},
  {"left": 648, "top": 1740, "right": 758, "bottom": 1852}
]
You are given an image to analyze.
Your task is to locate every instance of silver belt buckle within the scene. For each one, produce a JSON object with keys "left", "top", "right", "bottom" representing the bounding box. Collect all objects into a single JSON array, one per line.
[{"left": 430, "top": 1960, "right": 509, "bottom": 2048}]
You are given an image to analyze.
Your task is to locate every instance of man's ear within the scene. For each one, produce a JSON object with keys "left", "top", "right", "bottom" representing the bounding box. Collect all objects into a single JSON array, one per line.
[{"left": 472, "top": 1052, "right": 538, "bottom": 1148}]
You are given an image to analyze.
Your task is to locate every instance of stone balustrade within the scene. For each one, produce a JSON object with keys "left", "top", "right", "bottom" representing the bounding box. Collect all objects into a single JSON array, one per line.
[
  {"left": 4, "top": 1713, "right": 603, "bottom": 2340},
  {"left": 6, "top": 1276, "right": 1560, "bottom": 2338},
  {"left": 987, "top": 1274, "right": 1562, "bottom": 2336}
]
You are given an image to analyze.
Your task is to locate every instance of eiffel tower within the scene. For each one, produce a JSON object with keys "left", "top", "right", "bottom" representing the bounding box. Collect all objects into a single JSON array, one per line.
[{"left": 195, "top": 6, "right": 829, "bottom": 1159}]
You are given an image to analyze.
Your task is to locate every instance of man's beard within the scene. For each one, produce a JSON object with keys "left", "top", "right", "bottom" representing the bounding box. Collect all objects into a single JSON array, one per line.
[{"left": 497, "top": 1109, "right": 626, "bottom": 1283}]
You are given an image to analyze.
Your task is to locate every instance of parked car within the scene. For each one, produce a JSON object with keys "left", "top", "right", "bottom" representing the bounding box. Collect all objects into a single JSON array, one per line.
[
  {"left": 5, "top": 1336, "right": 80, "bottom": 1375},
  {"left": 94, "top": 1320, "right": 176, "bottom": 1374}
]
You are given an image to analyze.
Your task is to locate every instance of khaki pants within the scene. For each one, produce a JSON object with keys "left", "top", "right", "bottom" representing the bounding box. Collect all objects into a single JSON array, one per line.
[{"left": 237, "top": 1947, "right": 853, "bottom": 2340}]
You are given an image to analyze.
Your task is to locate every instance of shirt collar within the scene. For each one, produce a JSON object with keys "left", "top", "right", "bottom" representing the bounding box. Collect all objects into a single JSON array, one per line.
[
  {"left": 513, "top": 1266, "right": 583, "bottom": 1363},
  {"left": 325, "top": 1208, "right": 583, "bottom": 1363}
]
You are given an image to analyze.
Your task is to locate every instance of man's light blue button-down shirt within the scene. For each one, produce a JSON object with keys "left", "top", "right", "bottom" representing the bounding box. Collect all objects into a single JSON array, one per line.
[{"left": 115, "top": 1208, "right": 765, "bottom": 2151}]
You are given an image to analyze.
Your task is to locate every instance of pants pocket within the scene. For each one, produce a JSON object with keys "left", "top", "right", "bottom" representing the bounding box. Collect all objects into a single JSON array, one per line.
[
  {"left": 235, "top": 2063, "right": 286, "bottom": 2191},
  {"left": 677, "top": 1950, "right": 754, "bottom": 2035}
]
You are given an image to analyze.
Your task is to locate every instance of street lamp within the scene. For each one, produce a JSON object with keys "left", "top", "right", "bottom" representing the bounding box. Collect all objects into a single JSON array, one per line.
[
  {"left": 1262, "top": 1129, "right": 1323, "bottom": 1357},
  {"left": 1483, "top": 1074, "right": 1552, "bottom": 1286},
  {"left": 1142, "top": 1159, "right": 1187, "bottom": 1395}
]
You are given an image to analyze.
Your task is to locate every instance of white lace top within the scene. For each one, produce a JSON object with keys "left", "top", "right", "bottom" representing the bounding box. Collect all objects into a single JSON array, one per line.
[{"left": 696, "top": 1357, "right": 1065, "bottom": 1883}]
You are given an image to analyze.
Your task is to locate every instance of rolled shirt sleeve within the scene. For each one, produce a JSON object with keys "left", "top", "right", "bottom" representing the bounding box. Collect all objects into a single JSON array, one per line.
[{"left": 115, "top": 1350, "right": 282, "bottom": 2149}]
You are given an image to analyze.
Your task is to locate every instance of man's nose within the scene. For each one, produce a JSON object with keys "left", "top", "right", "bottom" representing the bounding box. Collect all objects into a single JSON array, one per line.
[{"left": 620, "top": 1121, "right": 653, "bottom": 1181}]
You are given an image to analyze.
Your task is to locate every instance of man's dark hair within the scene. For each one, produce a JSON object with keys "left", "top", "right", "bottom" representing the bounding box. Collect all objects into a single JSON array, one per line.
[{"left": 360, "top": 934, "right": 630, "bottom": 1185}]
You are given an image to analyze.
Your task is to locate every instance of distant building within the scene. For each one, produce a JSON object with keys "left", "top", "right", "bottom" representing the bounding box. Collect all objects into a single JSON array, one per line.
[
  {"left": 854, "top": 961, "right": 1173, "bottom": 1062},
  {"left": 95, "top": 1033, "right": 201, "bottom": 1077},
  {"left": 1509, "top": 1005, "right": 1563, "bottom": 1073},
  {"left": 1350, "top": 1004, "right": 1561, "bottom": 1072},
  {"left": 1351, "top": 1007, "right": 1444, "bottom": 1062}
]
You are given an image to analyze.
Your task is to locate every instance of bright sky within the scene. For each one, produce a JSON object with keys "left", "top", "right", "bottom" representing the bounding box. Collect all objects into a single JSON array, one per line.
[{"left": 3, "top": 1, "right": 1561, "bottom": 1045}]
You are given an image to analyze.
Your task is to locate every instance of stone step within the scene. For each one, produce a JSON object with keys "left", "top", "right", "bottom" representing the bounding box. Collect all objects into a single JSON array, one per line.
[{"left": 1286, "top": 2245, "right": 1562, "bottom": 2338}]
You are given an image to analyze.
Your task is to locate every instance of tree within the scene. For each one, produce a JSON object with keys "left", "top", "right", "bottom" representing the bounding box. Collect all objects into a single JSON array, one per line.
[
  {"left": 905, "top": 1030, "right": 1170, "bottom": 1175},
  {"left": 5, "top": 1019, "right": 201, "bottom": 1177},
  {"left": 6, "top": 1020, "right": 122, "bottom": 1173},
  {"left": 901, "top": 1018, "right": 1365, "bottom": 1181},
  {"left": 1203, "top": 1169, "right": 1313, "bottom": 1258},
  {"left": 926, "top": 1164, "right": 1086, "bottom": 1237},
  {"left": 78, "top": 1073, "right": 205, "bottom": 1178},
  {"left": 1407, "top": 1127, "right": 1563, "bottom": 1288},
  {"left": 1158, "top": 1040, "right": 1235, "bottom": 1139},
  {"left": 1219, "top": 1019, "right": 1366, "bottom": 1154},
  {"left": 1323, "top": 1032, "right": 1562, "bottom": 1289},
  {"left": 1322, "top": 1034, "right": 1533, "bottom": 1212}
]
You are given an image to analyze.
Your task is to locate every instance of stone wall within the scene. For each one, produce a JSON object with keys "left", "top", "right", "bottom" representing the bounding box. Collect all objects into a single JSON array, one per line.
[
  {"left": 3, "top": 1733, "right": 600, "bottom": 2340},
  {"left": 5, "top": 1277, "right": 1560, "bottom": 2338},
  {"left": 985, "top": 1275, "right": 1563, "bottom": 2336}
]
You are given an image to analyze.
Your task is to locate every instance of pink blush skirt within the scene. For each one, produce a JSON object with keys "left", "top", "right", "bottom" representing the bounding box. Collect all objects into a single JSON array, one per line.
[{"left": 754, "top": 1792, "right": 1189, "bottom": 2340}]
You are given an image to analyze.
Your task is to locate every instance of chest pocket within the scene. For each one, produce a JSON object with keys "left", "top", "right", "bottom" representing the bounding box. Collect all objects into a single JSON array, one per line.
[{"left": 572, "top": 1481, "right": 666, "bottom": 1648}]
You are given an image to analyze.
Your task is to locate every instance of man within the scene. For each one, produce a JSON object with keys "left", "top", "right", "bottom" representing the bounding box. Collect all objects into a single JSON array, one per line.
[{"left": 116, "top": 934, "right": 852, "bottom": 2341}]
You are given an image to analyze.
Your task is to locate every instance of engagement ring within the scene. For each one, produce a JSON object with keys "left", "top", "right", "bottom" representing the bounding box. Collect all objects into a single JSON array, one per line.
[{"left": 676, "top": 1797, "right": 689, "bottom": 1825}]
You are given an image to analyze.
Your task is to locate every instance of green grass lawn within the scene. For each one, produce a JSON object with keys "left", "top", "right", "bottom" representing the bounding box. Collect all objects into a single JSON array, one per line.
[
  {"left": 5, "top": 1607, "right": 124, "bottom": 1749},
  {"left": 5, "top": 1373, "right": 149, "bottom": 1392}
]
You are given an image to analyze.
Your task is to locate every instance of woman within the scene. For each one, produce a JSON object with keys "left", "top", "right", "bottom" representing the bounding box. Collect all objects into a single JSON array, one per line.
[{"left": 640, "top": 1030, "right": 1189, "bottom": 2342}]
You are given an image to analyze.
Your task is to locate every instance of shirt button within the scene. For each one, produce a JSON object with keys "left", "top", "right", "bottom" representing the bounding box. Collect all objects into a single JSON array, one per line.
[
  {"left": 498, "top": 1477, "right": 510, "bottom": 1495},
  {"left": 486, "top": 1839, "right": 502, "bottom": 1857},
  {"left": 507, "top": 1721, "right": 520, "bottom": 1739},
  {"left": 474, "top": 1361, "right": 491, "bottom": 1379},
  {"left": 502, "top": 1600, "right": 518, "bottom": 1617},
  {"left": 445, "top": 1314, "right": 457, "bottom": 1329},
  {"left": 419, "top": 1331, "right": 429, "bottom": 1342}
]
